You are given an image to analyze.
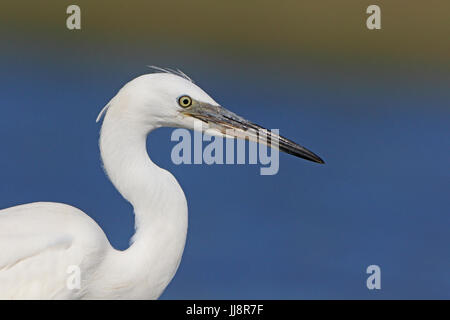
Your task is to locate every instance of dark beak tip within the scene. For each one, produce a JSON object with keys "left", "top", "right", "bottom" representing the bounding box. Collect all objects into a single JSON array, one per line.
[
  {"left": 316, "top": 158, "right": 325, "bottom": 164},
  {"left": 308, "top": 156, "right": 325, "bottom": 164},
  {"left": 296, "top": 149, "right": 325, "bottom": 165}
]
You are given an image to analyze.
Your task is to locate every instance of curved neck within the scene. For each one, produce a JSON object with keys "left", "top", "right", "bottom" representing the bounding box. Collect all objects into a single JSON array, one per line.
[{"left": 96, "top": 102, "right": 188, "bottom": 299}]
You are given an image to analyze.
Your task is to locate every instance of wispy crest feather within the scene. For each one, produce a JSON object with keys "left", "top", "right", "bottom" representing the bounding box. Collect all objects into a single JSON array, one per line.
[{"left": 147, "top": 66, "right": 194, "bottom": 83}]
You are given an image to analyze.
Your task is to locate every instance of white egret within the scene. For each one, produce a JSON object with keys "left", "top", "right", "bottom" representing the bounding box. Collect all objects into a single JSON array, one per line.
[{"left": 0, "top": 69, "right": 324, "bottom": 299}]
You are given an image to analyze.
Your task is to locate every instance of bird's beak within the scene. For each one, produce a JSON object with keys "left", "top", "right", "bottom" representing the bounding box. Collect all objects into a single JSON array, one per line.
[{"left": 181, "top": 102, "right": 324, "bottom": 164}]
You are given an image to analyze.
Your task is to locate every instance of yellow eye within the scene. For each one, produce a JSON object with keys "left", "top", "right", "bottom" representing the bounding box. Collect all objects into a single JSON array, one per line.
[{"left": 178, "top": 95, "right": 192, "bottom": 108}]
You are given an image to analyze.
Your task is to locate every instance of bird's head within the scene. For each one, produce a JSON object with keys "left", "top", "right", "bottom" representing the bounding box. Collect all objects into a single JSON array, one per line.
[{"left": 97, "top": 69, "right": 324, "bottom": 164}]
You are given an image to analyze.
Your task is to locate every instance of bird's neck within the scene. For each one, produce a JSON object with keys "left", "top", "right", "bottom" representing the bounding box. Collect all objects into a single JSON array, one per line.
[{"left": 97, "top": 105, "right": 188, "bottom": 299}]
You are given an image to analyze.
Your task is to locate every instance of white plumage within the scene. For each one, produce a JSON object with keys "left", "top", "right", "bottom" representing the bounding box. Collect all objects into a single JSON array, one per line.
[{"left": 0, "top": 70, "right": 323, "bottom": 299}]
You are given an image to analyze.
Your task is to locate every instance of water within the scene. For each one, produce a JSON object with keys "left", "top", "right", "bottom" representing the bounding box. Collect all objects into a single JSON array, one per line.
[{"left": 0, "top": 43, "right": 449, "bottom": 299}]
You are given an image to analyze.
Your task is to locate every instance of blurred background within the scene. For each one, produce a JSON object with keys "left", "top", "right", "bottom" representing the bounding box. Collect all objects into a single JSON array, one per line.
[{"left": 0, "top": 1, "right": 449, "bottom": 299}]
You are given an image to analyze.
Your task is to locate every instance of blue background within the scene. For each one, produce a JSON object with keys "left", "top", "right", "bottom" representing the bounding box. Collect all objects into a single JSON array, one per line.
[{"left": 1, "top": 1, "right": 449, "bottom": 299}]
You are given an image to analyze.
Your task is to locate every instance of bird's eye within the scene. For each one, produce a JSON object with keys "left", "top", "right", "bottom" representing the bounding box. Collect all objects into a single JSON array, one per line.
[{"left": 178, "top": 95, "right": 192, "bottom": 108}]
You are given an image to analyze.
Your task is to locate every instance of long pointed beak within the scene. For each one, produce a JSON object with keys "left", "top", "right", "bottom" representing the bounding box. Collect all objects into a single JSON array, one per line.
[{"left": 182, "top": 103, "right": 325, "bottom": 164}]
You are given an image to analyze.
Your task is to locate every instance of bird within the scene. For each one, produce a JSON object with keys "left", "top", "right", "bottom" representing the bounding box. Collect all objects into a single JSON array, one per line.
[{"left": 0, "top": 68, "right": 324, "bottom": 299}]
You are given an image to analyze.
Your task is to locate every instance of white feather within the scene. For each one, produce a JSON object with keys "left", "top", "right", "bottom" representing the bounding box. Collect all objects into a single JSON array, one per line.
[{"left": 0, "top": 73, "right": 217, "bottom": 299}]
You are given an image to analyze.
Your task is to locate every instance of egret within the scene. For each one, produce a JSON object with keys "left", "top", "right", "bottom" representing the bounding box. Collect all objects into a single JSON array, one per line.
[{"left": 0, "top": 68, "right": 324, "bottom": 299}]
